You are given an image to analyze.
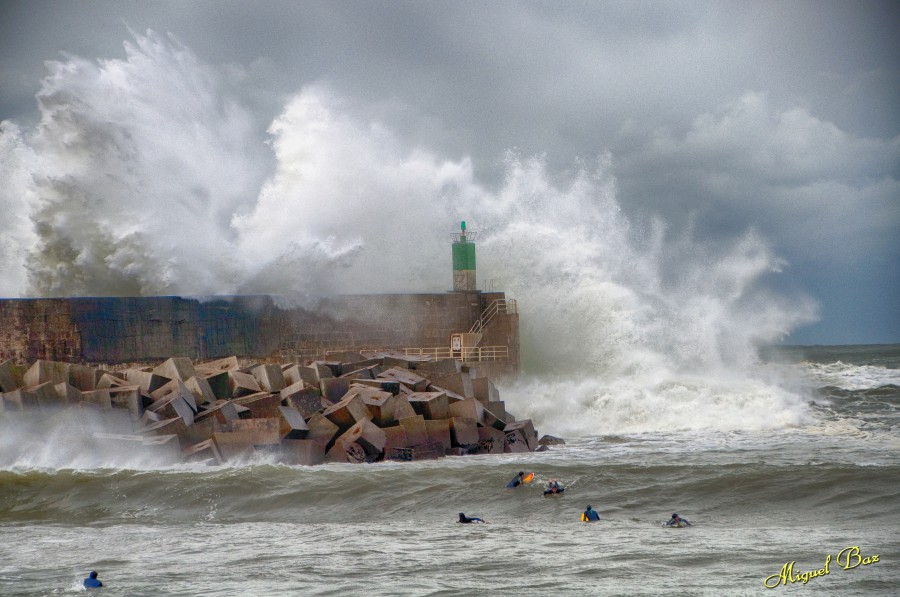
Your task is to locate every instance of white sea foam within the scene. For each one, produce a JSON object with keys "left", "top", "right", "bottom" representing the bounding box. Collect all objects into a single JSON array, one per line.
[
  {"left": 1, "top": 31, "right": 821, "bottom": 436},
  {"left": 801, "top": 361, "right": 900, "bottom": 390}
]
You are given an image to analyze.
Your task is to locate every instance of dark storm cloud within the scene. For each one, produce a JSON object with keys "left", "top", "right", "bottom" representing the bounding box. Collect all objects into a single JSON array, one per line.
[{"left": 1, "top": 0, "right": 897, "bottom": 342}]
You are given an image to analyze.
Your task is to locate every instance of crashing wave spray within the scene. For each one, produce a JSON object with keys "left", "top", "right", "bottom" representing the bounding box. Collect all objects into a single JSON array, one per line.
[{"left": 1, "top": 30, "right": 818, "bottom": 435}]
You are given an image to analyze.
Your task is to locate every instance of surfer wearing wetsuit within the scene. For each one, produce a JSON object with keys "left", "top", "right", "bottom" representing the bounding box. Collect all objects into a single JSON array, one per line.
[
  {"left": 507, "top": 471, "right": 526, "bottom": 488},
  {"left": 544, "top": 480, "right": 564, "bottom": 495},
  {"left": 83, "top": 571, "right": 103, "bottom": 589},
  {"left": 581, "top": 505, "right": 600, "bottom": 522},
  {"left": 666, "top": 513, "right": 692, "bottom": 527},
  {"left": 458, "top": 512, "right": 486, "bottom": 523}
]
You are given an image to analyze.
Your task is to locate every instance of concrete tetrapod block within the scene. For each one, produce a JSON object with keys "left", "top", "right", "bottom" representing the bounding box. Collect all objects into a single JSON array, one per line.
[
  {"left": 504, "top": 419, "right": 538, "bottom": 451},
  {"left": 211, "top": 431, "right": 256, "bottom": 462},
  {"left": 54, "top": 382, "right": 83, "bottom": 405},
  {"left": 349, "top": 378, "right": 401, "bottom": 395},
  {"left": 399, "top": 415, "right": 428, "bottom": 447},
  {"left": 406, "top": 392, "right": 449, "bottom": 420},
  {"left": 320, "top": 377, "right": 352, "bottom": 403},
  {"left": 0, "top": 359, "right": 23, "bottom": 392},
  {"left": 387, "top": 442, "right": 443, "bottom": 462},
  {"left": 149, "top": 391, "right": 195, "bottom": 427},
  {"left": 24, "top": 382, "right": 56, "bottom": 408},
  {"left": 195, "top": 356, "right": 239, "bottom": 376},
  {"left": 280, "top": 439, "right": 326, "bottom": 466},
  {"left": 141, "top": 409, "right": 162, "bottom": 426},
  {"left": 233, "top": 392, "right": 282, "bottom": 419},
  {"left": 538, "top": 435, "right": 566, "bottom": 446},
  {"left": 227, "top": 418, "right": 282, "bottom": 445},
  {"left": 150, "top": 379, "right": 198, "bottom": 412},
  {"left": 228, "top": 371, "right": 262, "bottom": 398},
  {"left": 448, "top": 398, "right": 485, "bottom": 425},
  {"left": 413, "top": 442, "right": 445, "bottom": 460},
  {"left": 281, "top": 382, "right": 324, "bottom": 419},
  {"left": 339, "top": 366, "right": 374, "bottom": 380},
  {"left": 199, "top": 371, "right": 231, "bottom": 401},
  {"left": 472, "top": 377, "right": 499, "bottom": 403},
  {"left": 108, "top": 386, "right": 144, "bottom": 420},
  {"left": 185, "top": 376, "right": 217, "bottom": 408},
  {"left": 251, "top": 364, "right": 286, "bottom": 392},
  {"left": 96, "top": 372, "right": 131, "bottom": 390},
  {"left": 195, "top": 400, "right": 240, "bottom": 425},
  {"left": 324, "top": 439, "right": 367, "bottom": 464},
  {"left": 81, "top": 389, "right": 113, "bottom": 409},
  {"left": 503, "top": 429, "right": 531, "bottom": 453},
  {"left": 429, "top": 372, "right": 473, "bottom": 399},
  {"left": 482, "top": 401, "right": 508, "bottom": 431},
  {"left": 310, "top": 362, "right": 335, "bottom": 380},
  {"left": 277, "top": 406, "right": 309, "bottom": 439},
  {"left": 282, "top": 364, "right": 319, "bottom": 388},
  {"left": 425, "top": 419, "right": 452, "bottom": 451},
  {"left": 153, "top": 357, "right": 196, "bottom": 382},
  {"left": 142, "top": 417, "right": 188, "bottom": 442},
  {"left": 3, "top": 388, "right": 38, "bottom": 411},
  {"left": 180, "top": 417, "right": 217, "bottom": 447},
  {"left": 23, "top": 360, "right": 69, "bottom": 389},
  {"left": 475, "top": 426, "right": 506, "bottom": 455},
  {"left": 334, "top": 418, "right": 386, "bottom": 457},
  {"left": 182, "top": 438, "right": 224, "bottom": 465},
  {"left": 377, "top": 367, "right": 428, "bottom": 392},
  {"left": 322, "top": 393, "right": 371, "bottom": 431},
  {"left": 305, "top": 412, "right": 340, "bottom": 450},
  {"left": 449, "top": 416, "right": 479, "bottom": 447},
  {"left": 67, "top": 364, "right": 99, "bottom": 392},
  {"left": 359, "top": 391, "right": 396, "bottom": 427},
  {"left": 121, "top": 368, "right": 169, "bottom": 395},
  {"left": 382, "top": 425, "right": 409, "bottom": 450},
  {"left": 427, "top": 384, "right": 466, "bottom": 404},
  {"left": 392, "top": 395, "right": 417, "bottom": 420}
]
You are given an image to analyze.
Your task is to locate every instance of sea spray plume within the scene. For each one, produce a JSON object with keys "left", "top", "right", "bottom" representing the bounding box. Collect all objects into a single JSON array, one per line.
[
  {"left": 22, "top": 30, "right": 268, "bottom": 297},
  {"left": 0, "top": 121, "right": 39, "bottom": 297},
  {"left": 464, "top": 155, "right": 818, "bottom": 434},
  {"left": 234, "top": 87, "right": 484, "bottom": 295}
]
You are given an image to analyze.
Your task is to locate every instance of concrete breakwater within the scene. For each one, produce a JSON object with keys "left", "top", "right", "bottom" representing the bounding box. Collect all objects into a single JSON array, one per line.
[{"left": 0, "top": 354, "right": 558, "bottom": 466}]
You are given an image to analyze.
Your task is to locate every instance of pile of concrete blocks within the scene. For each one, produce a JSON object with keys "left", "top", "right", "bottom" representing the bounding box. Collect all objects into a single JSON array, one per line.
[{"left": 0, "top": 354, "right": 542, "bottom": 466}]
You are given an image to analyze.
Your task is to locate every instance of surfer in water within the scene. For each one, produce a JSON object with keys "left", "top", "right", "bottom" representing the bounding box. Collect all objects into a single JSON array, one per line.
[
  {"left": 666, "top": 513, "right": 692, "bottom": 527},
  {"left": 544, "top": 480, "right": 565, "bottom": 495},
  {"left": 581, "top": 505, "right": 600, "bottom": 522},
  {"left": 458, "top": 513, "right": 488, "bottom": 524},
  {"left": 507, "top": 471, "right": 526, "bottom": 488},
  {"left": 83, "top": 571, "right": 103, "bottom": 589}
]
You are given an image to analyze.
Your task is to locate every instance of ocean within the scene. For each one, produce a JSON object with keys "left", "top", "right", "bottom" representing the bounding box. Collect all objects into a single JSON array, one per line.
[{"left": 1, "top": 344, "right": 897, "bottom": 596}]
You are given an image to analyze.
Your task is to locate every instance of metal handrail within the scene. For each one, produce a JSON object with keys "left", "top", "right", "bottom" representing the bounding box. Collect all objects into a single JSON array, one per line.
[
  {"left": 469, "top": 299, "right": 517, "bottom": 334},
  {"left": 346, "top": 345, "right": 509, "bottom": 362}
]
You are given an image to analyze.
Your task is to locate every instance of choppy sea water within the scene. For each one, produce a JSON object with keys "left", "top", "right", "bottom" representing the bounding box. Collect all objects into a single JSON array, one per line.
[{"left": 1, "top": 344, "right": 899, "bottom": 596}]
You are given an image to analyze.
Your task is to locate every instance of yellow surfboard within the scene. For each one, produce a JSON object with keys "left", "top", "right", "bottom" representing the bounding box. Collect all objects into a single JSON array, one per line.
[{"left": 523, "top": 472, "right": 535, "bottom": 484}]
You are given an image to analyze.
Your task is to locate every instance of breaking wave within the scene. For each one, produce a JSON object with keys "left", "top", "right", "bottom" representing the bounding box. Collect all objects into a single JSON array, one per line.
[{"left": 0, "top": 30, "right": 820, "bottom": 435}]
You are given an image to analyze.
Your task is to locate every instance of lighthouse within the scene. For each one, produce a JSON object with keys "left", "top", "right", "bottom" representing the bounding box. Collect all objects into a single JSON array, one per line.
[{"left": 451, "top": 221, "right": 477, "bottom": 291}]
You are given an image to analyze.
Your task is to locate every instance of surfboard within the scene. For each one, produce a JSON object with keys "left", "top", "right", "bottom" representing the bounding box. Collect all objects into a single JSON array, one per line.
[{"left": 523, "top": 472, "right": 535, "bottom": 484}]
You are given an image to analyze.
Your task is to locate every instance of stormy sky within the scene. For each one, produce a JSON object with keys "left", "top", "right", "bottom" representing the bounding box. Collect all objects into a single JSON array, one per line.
[{"left": 1, "top": 0, "right": 897, "bottom": 345}]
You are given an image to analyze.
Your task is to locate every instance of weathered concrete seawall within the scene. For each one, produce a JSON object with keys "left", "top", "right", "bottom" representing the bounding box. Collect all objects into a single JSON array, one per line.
[{"left": 0, "top": 292, "right": 519, "bottom": 377}]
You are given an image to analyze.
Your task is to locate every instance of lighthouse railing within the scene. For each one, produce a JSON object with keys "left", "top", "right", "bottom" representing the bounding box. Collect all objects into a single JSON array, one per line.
[{"left": 469, "top": 299, "right": 517, "bottom": 334}]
